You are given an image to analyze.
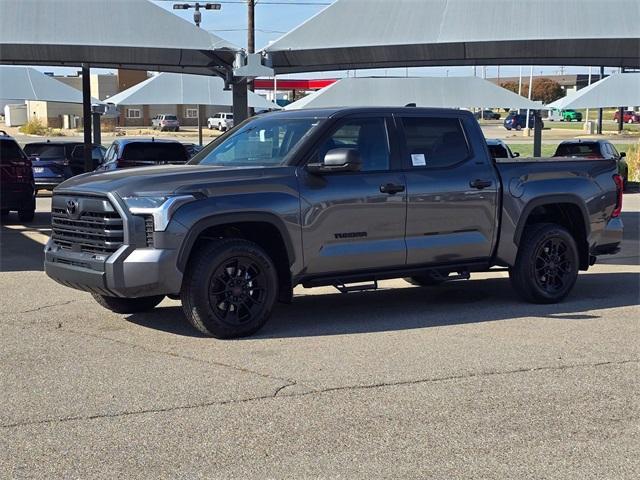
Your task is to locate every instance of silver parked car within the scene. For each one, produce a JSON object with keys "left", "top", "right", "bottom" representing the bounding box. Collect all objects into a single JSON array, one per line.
[{"left": 151, "top": 114, "right": 180, "bottom": 132}]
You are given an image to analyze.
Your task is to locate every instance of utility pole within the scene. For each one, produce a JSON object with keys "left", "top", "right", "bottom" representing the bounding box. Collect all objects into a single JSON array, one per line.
[
  {"left": 247, "top": 0, "right": 255, "bottom": 115},
  {"left": 247, "top": 0, "right": 255, "bottom": 55}
]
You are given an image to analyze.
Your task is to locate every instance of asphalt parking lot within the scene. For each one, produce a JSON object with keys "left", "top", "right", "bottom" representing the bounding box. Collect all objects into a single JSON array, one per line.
[{"left": 1, "top": 194, "right": 638, "bottom": 479}]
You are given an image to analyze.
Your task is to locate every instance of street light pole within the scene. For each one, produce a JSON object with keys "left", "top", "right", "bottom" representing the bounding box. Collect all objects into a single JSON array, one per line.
[{"left": 173, "top": 3, "right": 222, "bottom": 145}]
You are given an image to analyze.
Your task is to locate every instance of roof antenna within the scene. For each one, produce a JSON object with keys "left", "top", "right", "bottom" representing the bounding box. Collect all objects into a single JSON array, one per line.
[
  {"left": 405, "top": 103, "right": 417, "bottom": 107},
  {"left": 151, "top": 136, "right": 155, "bottom": 142}
]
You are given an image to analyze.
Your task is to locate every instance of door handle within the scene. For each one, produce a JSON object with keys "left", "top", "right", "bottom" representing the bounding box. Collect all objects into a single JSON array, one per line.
[
  {"left": 380, "top": 183, "right": 405, "bottom": 194},
  {"left": 469, "top": 179, "right": 493, "bottom": 189}
]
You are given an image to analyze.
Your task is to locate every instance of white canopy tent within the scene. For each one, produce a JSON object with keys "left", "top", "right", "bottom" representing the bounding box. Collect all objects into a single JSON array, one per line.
[
  {"left": 285, "top": 77, "right": 542, "bottom": 110},
  {"left": 0, "top": 0, "right": 238, "bottom": 75},
  {"left": 0, "top": 65, "right": 100, "bottom": 103},
  {"left": 547, "top": 73, "right": 640, "bottom": 109},
  {"left": 265, "top": 0, "right": 640, "bottom": 73},
  {"left": 106, "top": 73, "right": 278, "bottom": 110}
]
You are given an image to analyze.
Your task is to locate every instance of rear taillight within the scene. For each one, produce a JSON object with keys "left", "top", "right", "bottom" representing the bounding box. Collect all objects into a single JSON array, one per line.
[{"left": 612, "top": 174, "right": 624, "bottom": 218}]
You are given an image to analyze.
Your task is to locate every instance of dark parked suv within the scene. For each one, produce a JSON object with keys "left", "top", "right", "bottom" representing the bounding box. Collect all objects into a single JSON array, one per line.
[
  {"left": 45, "top": 108, "right": 623, "bottom": 338},
  {"left": 23, "top": 141, "right": 105, "bottom": 191},
  {"left": 0, "top": 131, "right": 36, "bottom": 221},
  {"left": 97, "top": 139, "right": 190, "bottom": 171},
  {"left": 503, "top": 111, "right": 543, "bottom": 130}
]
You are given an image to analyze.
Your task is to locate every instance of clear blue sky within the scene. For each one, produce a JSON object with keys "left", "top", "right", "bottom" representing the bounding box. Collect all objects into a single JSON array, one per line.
[{"left": 38, "top": 0, "right": 620, "bottom": 79}]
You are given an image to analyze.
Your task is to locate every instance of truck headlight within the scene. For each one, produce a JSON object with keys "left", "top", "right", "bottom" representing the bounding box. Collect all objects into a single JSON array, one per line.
[{"left": 122, "top": 195, "right": 196, "bottom": 231}]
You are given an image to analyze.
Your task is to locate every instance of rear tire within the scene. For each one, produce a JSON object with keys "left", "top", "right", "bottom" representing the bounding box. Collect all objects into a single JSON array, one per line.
[
  {"left": 93, "top": 294, "right": 164, "bottom": 314},
  {"left": 509, "top": 223, "right": 579, "bottom": 304},
  {"left": 181, "top": 238, "right": 278, "bottom": 339}
]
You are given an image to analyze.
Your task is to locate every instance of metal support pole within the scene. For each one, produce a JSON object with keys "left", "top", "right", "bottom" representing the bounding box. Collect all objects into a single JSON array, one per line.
[
  {"left": 618, "top": 67, "right": 626, "bottom": 134},
  {"left": 533, "top": 112, "right": 542, "bottom": 157},
  {"left": 232, "top": 80, "right": 248, "bottom": 124},
  {"left": 81, "top": 64, "right": 92, "bottom": 172},
  {"left": 197, "top": 104, "right": 204, "bottom": 146},
  {"left": 597, "top": 66, "right": 604, "bottom": 134},
  {"left": 92, "top": 112, "right": 101, "bottom": 146}
]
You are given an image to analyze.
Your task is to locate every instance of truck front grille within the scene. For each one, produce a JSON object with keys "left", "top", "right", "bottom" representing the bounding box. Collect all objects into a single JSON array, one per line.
[
  {"left": 144, "top": 215, "right": 155, "bottom": 247},
  {"left": 51, "top": 195, "right": 124, "bottom": 254}
]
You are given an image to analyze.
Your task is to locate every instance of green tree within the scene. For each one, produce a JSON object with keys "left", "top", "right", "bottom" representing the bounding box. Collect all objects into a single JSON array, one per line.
[
  {"left": 501, "top": 78, "right": 565, "bottom": 104},
  {"left": 531, "top": 78, "right": 565, "bottom": 104}
]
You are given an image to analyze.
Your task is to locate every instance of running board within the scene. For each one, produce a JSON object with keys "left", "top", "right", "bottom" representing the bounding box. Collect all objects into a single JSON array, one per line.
[
  {"left": 440, "top": 271, "right": 471, "bottom": 282},
  {"left": 333, "top": 280, "right": 378, "bottom": 294}
]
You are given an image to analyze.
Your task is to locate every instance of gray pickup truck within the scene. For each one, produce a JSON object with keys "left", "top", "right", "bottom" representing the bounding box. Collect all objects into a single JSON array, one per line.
[{"left": 45, "top": 108, "right": 624, "bottom": 338}]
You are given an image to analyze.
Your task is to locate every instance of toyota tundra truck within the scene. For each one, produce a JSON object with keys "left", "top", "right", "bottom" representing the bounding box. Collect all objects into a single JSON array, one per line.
[{"left": 44, "top": 108, "right": 624, "bottom": 338}]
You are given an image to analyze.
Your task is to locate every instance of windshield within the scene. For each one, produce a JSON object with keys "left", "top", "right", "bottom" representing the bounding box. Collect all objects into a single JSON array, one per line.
[
  {"left": 23, "top": 144, "right": 66, "bottom": 158},
  {"left": 191, "top": 116, "right": 322, "bottom": 167},
  {"left": 554, "top": 143, "right": 601, "bottom": 158},
  {"left": 488, "top": 144, "right": 509, "bottom": 159}
]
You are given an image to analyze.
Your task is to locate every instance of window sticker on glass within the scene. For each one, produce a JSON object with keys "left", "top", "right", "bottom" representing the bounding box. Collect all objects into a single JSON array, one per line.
[{"left": 411, "top": 153, "right": 426, "bottom": 166}]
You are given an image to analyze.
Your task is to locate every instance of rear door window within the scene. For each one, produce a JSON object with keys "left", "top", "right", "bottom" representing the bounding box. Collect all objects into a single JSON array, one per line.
[{"left": 400, "top": 117, "right": 470, "bottom": 168}]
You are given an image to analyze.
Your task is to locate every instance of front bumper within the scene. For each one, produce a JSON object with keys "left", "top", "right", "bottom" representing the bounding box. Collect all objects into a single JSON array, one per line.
[{"left": 45, "top": 239, "right": 183, "bottom": 297}]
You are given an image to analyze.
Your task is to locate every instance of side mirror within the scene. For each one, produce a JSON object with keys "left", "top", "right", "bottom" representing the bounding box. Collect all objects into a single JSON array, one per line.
[
  {"left": 620, "top": 152, "right": 626, "bottom": 158},
  {"left": 306, "top": 148, "right": 362, "bottom": 174},
  {"left": 513, "top": 152, "right": 520, "bottom": 158}
]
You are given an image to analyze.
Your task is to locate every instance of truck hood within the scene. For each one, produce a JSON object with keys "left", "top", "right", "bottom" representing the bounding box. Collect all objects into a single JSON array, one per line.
[{"left": 54, "top": 164, "right": 295, "bottom": 198}]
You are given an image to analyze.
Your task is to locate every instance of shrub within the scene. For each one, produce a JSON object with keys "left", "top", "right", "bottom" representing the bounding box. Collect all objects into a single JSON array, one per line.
[
  {"left": 626, "top": 143, "right": 640, "bottom": 182},
  {"left": 19, "top": 118, "right": 47, "bottom": 135}
]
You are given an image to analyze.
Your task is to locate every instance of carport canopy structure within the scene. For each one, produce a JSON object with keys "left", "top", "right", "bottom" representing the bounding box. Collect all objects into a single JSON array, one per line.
[
  {"left": 284, "top": 76, "right": 542, "bottom": 110},
  {"left": 265, "top": 0, "right": 640, "bottom": 74},
  {"left": 0, "top": 0, "right": 242, "bottom": 169},
  {"left": 0, "top": 0, "right": 238, "bottom": 75},
  {"left": 106, "top": 73, "right": 279, "bottom": 110},
  {"left": 0, "top": 66, "right": 100, "bottom": 103},
  {"left": 547, "top": 73, "right": 640, "bottom": 109}
]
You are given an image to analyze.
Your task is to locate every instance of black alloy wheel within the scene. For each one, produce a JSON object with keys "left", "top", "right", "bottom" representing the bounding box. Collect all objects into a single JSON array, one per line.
[
  {"left": 208, "top": 256, "right": 267, "bottom": 327},
  {"left": 532, "top": 237, "right": 573, "bottom": 295}
]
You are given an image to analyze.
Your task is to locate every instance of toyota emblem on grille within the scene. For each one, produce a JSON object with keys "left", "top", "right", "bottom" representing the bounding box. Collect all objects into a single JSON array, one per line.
[{"left": 66, "top": 199, "right": 79, "bottom": 216}]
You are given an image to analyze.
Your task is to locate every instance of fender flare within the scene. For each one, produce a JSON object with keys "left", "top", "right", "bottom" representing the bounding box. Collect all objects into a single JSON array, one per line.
[
  {"left": 513, "top": 194, "right": 591, "bottom": 246},
  {"left": 176, "top": 212, "right": 296, "bottom": 272}
]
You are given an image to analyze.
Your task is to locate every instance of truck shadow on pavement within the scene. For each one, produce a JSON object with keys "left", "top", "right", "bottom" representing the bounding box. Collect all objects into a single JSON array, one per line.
[
  {"left": 0, "top": 210, "right": 51, "bottom": 272},
  {"left": 125, "top": 271, "right": 639, "bottom": 339}
]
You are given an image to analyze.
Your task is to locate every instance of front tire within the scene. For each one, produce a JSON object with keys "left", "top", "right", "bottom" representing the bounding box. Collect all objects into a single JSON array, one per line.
[
  {"left": 181, "top": 238, "right": 278, "bottom": 339},
  {"left": 509, "top": 223, "right": 579, "bottom": 304},
  {"left": 92, "top": 294, "right": 164, "bottom": 314}
]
